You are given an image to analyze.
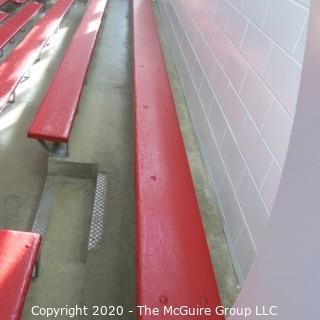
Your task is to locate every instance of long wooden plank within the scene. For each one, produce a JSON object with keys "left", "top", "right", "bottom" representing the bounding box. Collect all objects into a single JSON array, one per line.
[
  {"left": 28, "top": 0, "right": 108, "bottom": 143},
  {"left": 133, "top": 0, "right": 223, "bottom": 318},
  {"left": 0, "top": 0, "right": 9, "bottom": 7},
  {"left": 0, "top": 0, "right": 74, "bottom": 110},
  {"left": 11, "top": 0, "right": 29, "bottom": 4},
  {"left": 0, "top": 230, "right": 41, "bottom": 320},
  {"left": 0, "top": 2, "right": 43, "bottom": 50},
  {"left": 0, "top": 10, "right": 9, "bottom": 23}
]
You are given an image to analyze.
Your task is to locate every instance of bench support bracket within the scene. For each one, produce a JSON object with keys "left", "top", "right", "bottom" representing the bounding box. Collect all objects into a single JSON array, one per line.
[{"left": 37, "top": 140, "right": 69, "bottom": 158}]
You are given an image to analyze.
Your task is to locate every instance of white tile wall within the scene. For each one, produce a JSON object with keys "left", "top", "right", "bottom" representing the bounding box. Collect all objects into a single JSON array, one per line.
[
  {"left": 263, "top": 0, "right": 308, "bottom": 53},
  {"left": 240, "top": 23, "right": 272, "bottom": 74},
  {"left": 224, "top": 45, "right": 248, "bottom": 91},
  {"left": 241, "top": 0, "right": 270, "bottom": 27},
  {"left": 239, "top": 69, "right": 272, "bottom": 128},
  {"left": 209, "top": 61, "right": 228, "bottom": 105},
  {"left": 238, "top": 117, "right": 273, "bottom": 187},
  {"left": 260, "top": 160, "right": 281, "bottom": 211},
  {"left": 220, "top": 175, "right": 245, "bottom": 243},
  {"left": 159, "top": 0, "right": 310, "bottom": 282},
  {"left": 225, "top": 5, "right": 247, "bottom": 48},
  {"left": 236, "top": 170, "right": 270, "bottom": 248},
  {"left": 235, "top": 224, "right": 257, "bottom": 277},
  {"left": 208, "top": 98, "right": 227, "bottom": 146},
  {"left": 293, "top": 20, "right": 308, "bottom": 64},
  {"left": 223, "top": 85, "right": 246, "bottom": 136},
  {"left": 215, "top": 0, "right": 231, "bottom": 31},
  {"left": 261, "top": 100, "right": 292, "bottom": 167},
  {"left": 220, "top": 128, "right": 245, "bottom": 189},
  {"left": 262, "top": 45, "right": 302, "bottom": 116}
]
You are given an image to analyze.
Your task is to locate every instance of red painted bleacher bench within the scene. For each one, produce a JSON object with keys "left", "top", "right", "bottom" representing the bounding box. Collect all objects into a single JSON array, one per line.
[
  {"left": 0, "top": 0, "right": 74, "bottom": 112},
  {"left": 0, "top": 10, "right": 9, "bottom": 23},
  {"left": 0, "top": 0, "right": 9, "bottom": 7},
  {"left": 0, "top": 1, "right": 43, "bottom": 57},
  {"left": 12, "top": 0, "right": 29, "bottom": 5},
  {"left": 132, "top": 0, "right": 223, "bottom": 318},
  {"left": 0, "top": 230, "right": 41, "bottom": 320},
  {"left": 27, "top": 0, "right": 108, "bottom": 157}
]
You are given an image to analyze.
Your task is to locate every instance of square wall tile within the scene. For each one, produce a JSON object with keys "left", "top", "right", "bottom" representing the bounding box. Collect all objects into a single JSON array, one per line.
[
  {"left": 181, "top": 34, "right": 196, "bottom": 69},
  {"left": 294, "top": 0, "right": 310, "bottom": 7},
  {"left": 220, "top": 128, "right": 245, "bottom": 189},
  {"left": 260, "top": 161, "right": 282, "bottom": 212},
  {"left": 208, "top": 98, "right": 227, "bottom": 146},
  {"left": 235, "top": 224, "right": 257, "bottom": 277},
  {"left": 214, "top": 0, "right": 231, "bottom": 31},
  {"left": 192, "top": 56, "right": 204, "bottom": 91},
  {"left": 240, "top": 22, "right": 272, "bottom": 74},
  {"left": 263, "top": 0, "right": 308, "bottom": 53},
  {"left": 199, "top": 74, "right": 216, "bottom": 115},
  {"left": 239, "top": 68, "right": 273, "bottom": 128},
  {"left": 293, "top": 17, "right": 309, "bottom": 65},
  {"left": 238, "top": 117, "right": 273, "bottom": 187},
  {"left": 205, "top": 137, "right": 227, "bottom": 195},
  {"left": 262, "top": 45, "right": 302, "bottom": 116},
  {"left": 212, "top": 28, "right": 230, "bottom": 66},
  {"left": 224, "top": 45, "right": 248, "bottom": 92},
  {"left": 220, "top": 176, "right": 245, "bottom": 243},
  {"left": 210, "top": 62, "right": 228, "bottom": 105},
  {"left": 195, "top": 36, "right": 216, "bottom": 80},
  {"left": 195, "top": 7, "right": 219, "bottom": 48},
  {"left": 228, "top": 0, "right": 244, "bottom": 10},
  {"left": 261, "top": 99, "right": 293, "bottom": 167},
  {"left": 222, "top": 85, "right": 246, "bottom": 137},
  {"left": 225, "top": 5, "right": 248, "bottom": 48},
  {"left": 241, "top": 0, "right": 270, "bottom": 27},
  {"left": 237, "top": 169, "right": 270, "bottom": 247},
  {"left": 193, "top": 100, "right": 213, "bottom": 149},
  {"left": 201, "top": 0, "right": 219, "bottom": 19}
]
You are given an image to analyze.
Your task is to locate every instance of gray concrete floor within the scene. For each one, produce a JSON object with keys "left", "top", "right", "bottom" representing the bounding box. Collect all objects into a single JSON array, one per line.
[{"left": 0, "top": 0, "right": 238, "bottom": 318}]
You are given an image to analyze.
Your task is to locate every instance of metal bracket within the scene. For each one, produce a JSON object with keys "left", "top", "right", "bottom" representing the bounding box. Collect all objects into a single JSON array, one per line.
[
  {"left": 37, "top": 140, "right": 69, "bottom": 158},
  {"left": 32, "top": 253, "right": 41, "bottom": 278},
  {"left": 8, "top": 91, "right": 15, "bottom": 103}
]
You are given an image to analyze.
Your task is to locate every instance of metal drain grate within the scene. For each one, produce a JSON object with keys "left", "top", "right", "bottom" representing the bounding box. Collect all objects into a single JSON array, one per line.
[
  {"left": 88, "top": 172, "right": 108, "bottom": 250},
  {"left": 32, "top": 183, "right": 55, "bottom": 235}
]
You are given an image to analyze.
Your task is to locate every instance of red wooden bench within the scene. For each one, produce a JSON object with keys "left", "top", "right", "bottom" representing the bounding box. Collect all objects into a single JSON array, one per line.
[
  {"left": 27, "top": 0, "right": 108, "bottom": 157},
  {"left": 0, "top": 229, "right": 41, "bottom": 320},
  {"left": 12, "top": 0, "right": 29, "bottom": 4},
  {"left": 0, "top": 1, "right": 43, "bottom": 57},
  {"left": 132, "top": 0, "right": 223, "bottom": 318},
  {"left": 0, "top": 0, "right": 9, "bottom": 7},
  {"left": 0, "top": 10, "right": 9, "bottom": 23},
  {"left": 0, "top": 0, "right": 74, "bottom": 112}
]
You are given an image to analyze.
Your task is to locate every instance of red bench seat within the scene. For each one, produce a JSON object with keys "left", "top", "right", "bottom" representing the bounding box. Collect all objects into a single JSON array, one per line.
[
  {"left": 12, "top": 0, "right": 29, "bottom": 4},
  {"left": 0, "top": 10, "right": 9, "bottom": 23},
  {"left": 0, "top": 230, "right": 41, "bottom": 320},
  {"left": 0, "top": 0, "right": 9, "bottom": 7},
  {"left": 132, "top": 0, "right": 223, "bottom": 318},
  {"left": 0, "top": 0, "right": 74, "bottom": 111},
  {"left": 27, "top": 0, "right": 108, "bottom": 145},
  {"left": 0, "top": 2, "right": 43, "bottom": 53}
]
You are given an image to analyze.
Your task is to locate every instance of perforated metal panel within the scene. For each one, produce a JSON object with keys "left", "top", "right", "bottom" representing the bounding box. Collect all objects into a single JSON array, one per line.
[
  {"left": 32, "top": 183, "right": 54, "bottom": 235},
  {"left": 88, "top": 172, "right": 108, "bottom": 250}
]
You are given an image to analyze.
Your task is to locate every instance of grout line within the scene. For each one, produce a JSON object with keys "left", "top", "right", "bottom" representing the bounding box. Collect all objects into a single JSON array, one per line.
[
  {"left": 292, "top": 15, "right": 308, "bottom": 57},
  {"left": 261, "top": 0, "right": 272, "bottom": 28}
]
